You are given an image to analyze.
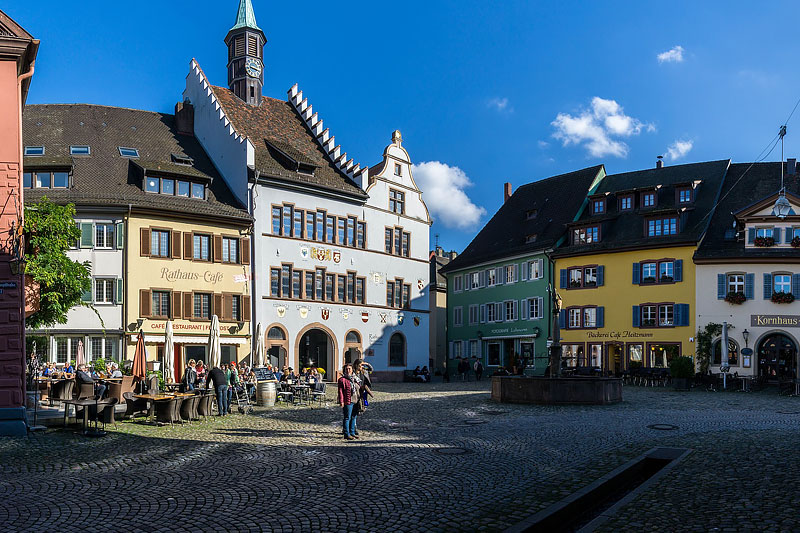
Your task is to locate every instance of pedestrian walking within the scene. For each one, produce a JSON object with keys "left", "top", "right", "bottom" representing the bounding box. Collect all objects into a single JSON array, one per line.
[
  {"left": 352, "top": 359, "right": 374, "bottom": 437},
  {"left": 337, "top": 363, "right": 358, "bottom": 440},
  {"left": 205, "top": 365, "right": 228, "bottom": 416},
  {"left": 474, "top": 359, "right": 483, "bottom": 381},
  {"left": 459, "top": 358, "right": 469, "bottom": 381}
]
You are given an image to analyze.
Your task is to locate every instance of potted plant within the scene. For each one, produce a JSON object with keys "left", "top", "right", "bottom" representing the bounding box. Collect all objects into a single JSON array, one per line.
[
  {"left": 669, "top": 356, "right": 694, "bottom": 390},
  {"left": 660, "top": 275, "right": 674, "bottom": 283},
  {"left": 754, "top": 236, "right": 775, "bottom": 247},
  {"left": 772, "top": 291, "right": 795, "bottom": 304},
  {"left": 569, "top": 280, "right": 582, "bottom": 288},
  {"left": 791, "top": 236, "right": 800, "bottom": 248},
  {"left": 642, "top": 276, "right": 656, "bottom": 284},
  {"left": 642, "top": 319, "right": 656, "bottom": 327},
  {"left": 725, "top": 291, "right": 746, "bottom": 305}
]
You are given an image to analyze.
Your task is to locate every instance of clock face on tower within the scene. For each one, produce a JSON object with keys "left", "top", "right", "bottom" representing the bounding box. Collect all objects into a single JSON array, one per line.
[{"left": 245, "top": 58, "right": 262, "bottom": 78}]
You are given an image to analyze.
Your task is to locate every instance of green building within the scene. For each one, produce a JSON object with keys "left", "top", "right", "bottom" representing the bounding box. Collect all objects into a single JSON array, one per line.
[{"left": 441, "top": 166, "right": 605, "bottom": 374}]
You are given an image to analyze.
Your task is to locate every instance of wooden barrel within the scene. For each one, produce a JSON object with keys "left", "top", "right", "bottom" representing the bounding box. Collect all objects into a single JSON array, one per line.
[{"left": 257, "top": 381, "right": 276, "bottom": 407}]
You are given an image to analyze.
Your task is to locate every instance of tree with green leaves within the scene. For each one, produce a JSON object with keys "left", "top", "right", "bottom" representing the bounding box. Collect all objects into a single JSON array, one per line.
[{"left": 24, "top": 197, "right": 93, "bottom": 330}]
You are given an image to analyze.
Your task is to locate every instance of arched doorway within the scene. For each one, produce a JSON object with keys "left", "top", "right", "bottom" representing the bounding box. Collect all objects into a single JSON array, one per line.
[
  {"left": 389, "top": 332, "right": 406, "bottom": 367},
  {"left": 299, "top": 328, "right": 334, "bottom": 377},
  {"left": 344, "top": 330, "right": 362, "bottom": 364},
  {"left": 266, "top": 325, "right": 288, "bottom": 369},
  {"left": 758, "top": 333, "right": 797, "bottom": 380}
]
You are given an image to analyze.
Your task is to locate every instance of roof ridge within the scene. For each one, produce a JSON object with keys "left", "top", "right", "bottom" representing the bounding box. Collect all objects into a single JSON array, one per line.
[
  {"left": 515, "top": 164, "right": 603, "bottom": 192},
  {"left": 25, "top": 103, "right": 169, "bottom": 116}
]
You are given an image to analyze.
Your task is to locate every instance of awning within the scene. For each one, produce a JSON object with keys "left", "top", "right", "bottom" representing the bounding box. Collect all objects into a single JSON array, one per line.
[{"left": 129, "top": 334, "right": 247, "bottom": 345}]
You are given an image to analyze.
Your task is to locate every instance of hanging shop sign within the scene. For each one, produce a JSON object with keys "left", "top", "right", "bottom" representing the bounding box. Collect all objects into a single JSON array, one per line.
[{"left": 751, "top": 315, "right": 800, "bottom": 327}]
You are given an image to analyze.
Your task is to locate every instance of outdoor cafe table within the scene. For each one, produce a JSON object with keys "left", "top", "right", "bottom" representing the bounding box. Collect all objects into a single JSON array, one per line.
[
  {"left": 290, "top": 383, "right": 311, "bottom": 404},
  {"left": 62, "top": 398, "right": 112, "bottom": 433},
  {"left": 133, "top": 393, "right": 177, "bottom": 423}
]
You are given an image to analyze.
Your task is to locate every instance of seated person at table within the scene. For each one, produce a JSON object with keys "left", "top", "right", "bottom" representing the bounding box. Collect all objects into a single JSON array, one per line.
[
  {"left": 420, "top": 366, "right": 431, "bottom": 382},
  {"left": 63, "top": 363, "right": 75, "bottom": 377},
  {"left": 109, "top": 363, "right": 123, "bottom": 378},
  {"left": 245, "top": 371, "right": 257, "bottom": 399},
  {"left": 308, "top": 369, "right": 320, "bottom": 383},
  {"left": 280, "top": 368, "right": 292, "bottom": 382},
  {"left": 76, "top": 364, "right": 106, "bottom": 399},
  {"left": 42, "top": 362, "right": 55, "bottom": 376}
]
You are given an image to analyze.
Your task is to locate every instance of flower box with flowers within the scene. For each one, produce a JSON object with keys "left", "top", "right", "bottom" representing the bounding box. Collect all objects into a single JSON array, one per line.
[
  {"left": 772, "top": 291, "right": 795, "bottom": 304},
  {"left": 660, "top": 275, "right": 674, "bottom": 283},
  {"left": 569, "top": 280, "right": 582, "bottom": 288},
  {"left": 725, "top": 291, "right": 747, "bottom": 305},
  {"left": 791, "top": 236, "right": 800, "bottom": 248},
  {"left": 641, "top": 276, "right": 656, "bottom": 284},
  {"left": 754, "top": 236, "right": 775, "bottom": 247},
  {"left": 642, "top": 319, "right": 656, "bottom": 327}
]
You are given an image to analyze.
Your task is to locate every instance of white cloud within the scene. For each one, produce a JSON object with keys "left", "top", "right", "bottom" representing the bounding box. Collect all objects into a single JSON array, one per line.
[
  {"left": 551, "top": 97, "right": 654, "bottom": 158},
  {"left": 657, "top": 45, "right": 685, "bottom": 64},
  {"left": 412, "top": 161, "right": 486, "bottom": 230},
  {"left": 537, "top": 140, "right": 550, "bottom": 149},
  {"left": 666, "top": 139, "right": 693, "bottom": 161},
  {"left": 487, "top": 97, "right": 512, "bottom": 113}
]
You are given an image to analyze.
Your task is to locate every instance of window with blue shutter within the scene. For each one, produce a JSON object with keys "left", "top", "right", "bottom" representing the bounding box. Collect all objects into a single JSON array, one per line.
[
  {"left": 676, "top": 303, "right": 690, "bottom": 327},
  {"left": 763, "top": 273, "right": 773, "bottom": 299},
  {"left": 597, "top": 306, "right": 604, "bottom": 328},
  {"left": 496, "top": 267, "right": 504, "bottom": 285},
  {"left": 81, "top": 287, "right": 91, "bottom": 302},
  {"left": 632, "top": 263, "right": 641, "bottom": 284},
  {"left": 115, "top": 222, "right": 124, "bottom": 249},
  {"left": 116, "top": 279, "right": 124, "bottom": 304},
  {"left": 674, "top": 260, "right": 683, "bottom": 282},
  {"left": 559, "top": 269, "right": 568, "bottom": 289},
  {"left": 558, "top": 310, "right": 566, "bottom": 329},
  {"left": 774, "top": 228, "right": 782, "bottom": 243},
  {"left": 787, "top": 228, "right": 793, "bottom": 244},
  {"left": 521, "top": 300, "right": 528, "bottom": 320},
  {"left": 793, "top": 274, "right": 800, "bottom": 299},
  {"left": 745, "top": 273, "right": 755, "bottom": 300},
  {"left": 631, "top": 306, "right": 640, "bottom": 327},
  {"left": 597, "top": 266, "right": 604, "bottom": 286},
  {"left": 717, "top": 274, "right": 726, "bottom": 299},
  {"left": 748, "top": 228, "right": 756, "bottom": 244}
]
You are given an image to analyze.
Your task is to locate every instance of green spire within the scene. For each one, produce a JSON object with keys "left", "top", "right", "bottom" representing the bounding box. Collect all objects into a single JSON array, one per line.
[{"left": 230, "top": 0, "right": 261, "bottom": 32}]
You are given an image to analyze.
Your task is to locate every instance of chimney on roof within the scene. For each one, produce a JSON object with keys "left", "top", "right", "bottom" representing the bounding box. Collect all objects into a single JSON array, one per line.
[
  {"left": 504, "top": 182, "right": 513, "bottom": 203},
  {"left": 656, "top": 155, "right": 664, "bottom": 169},
  {"left": 436, "top": 246, "right": 444, "bottom": 257},
  {"left": 788, "top": 158, "right": 796, "bottom": 176},
  {"left": 449, "top": 251, "right": 458, "bottom": 260},
  {"left": 175, "top": 101, "right": 194, "bottom": 135}
]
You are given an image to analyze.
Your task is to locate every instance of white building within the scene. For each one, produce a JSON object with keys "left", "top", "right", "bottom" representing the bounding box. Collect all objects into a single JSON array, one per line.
[
  {"left": 695, "top": 161, "right": 800, "bottom": 381},
  {"left": 182, "top": 0, "right": 431, "bottom": 380}
]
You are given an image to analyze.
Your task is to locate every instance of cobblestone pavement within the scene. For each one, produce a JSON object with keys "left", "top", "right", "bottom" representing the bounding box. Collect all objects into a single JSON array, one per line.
[{"left": 2, "top": 382, "right": 800, "bottom": 532}]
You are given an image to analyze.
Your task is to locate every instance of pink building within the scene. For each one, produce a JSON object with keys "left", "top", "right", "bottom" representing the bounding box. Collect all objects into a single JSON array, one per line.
[{"left": 0, "top": 10, "right": 37, "bottom": 436}]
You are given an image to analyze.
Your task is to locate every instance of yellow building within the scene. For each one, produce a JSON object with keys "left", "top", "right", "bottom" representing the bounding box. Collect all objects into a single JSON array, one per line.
[{"left": 552, "top": 160, "right": 730, "bottom": 373}]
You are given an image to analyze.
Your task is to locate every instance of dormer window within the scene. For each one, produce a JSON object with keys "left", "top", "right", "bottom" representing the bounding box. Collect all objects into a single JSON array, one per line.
[
  {"left": 592, "top": 199, "right": 605, "bottom": 214},
  {"left": 24, "top": 171, "right": 69, "bottom": 189},
  {"left": 119, "top": 147, "right": 139, "bottom": 158},
  {"left": 526, "top": 209, "right": 538, "bottom": 220},
  {"left": 647, "top": 216, "right": 678, "bottom": 236},
  {"left": 756, "top": 227, "right": 773, "bottom": 239},
  {"left": 70, "top": 145, "right": 90, "bottom": 156},
  {"left": 24, "top": 146, "right": 44, "bottom": 156},
  {"left": 171, "top": 153, "right": 194, "bottom": 166},
  {"left": 146, "top": 175, "right": 205, "bottom": 200},
  {"left": 619, "top": 195, "right": 633, "bottom": 211},
  {"left": 525, "top": 234, "right": 537, "bottom": 244},
  {"left": 573, "top": 225, "right": 600, "bottom": 244},
  {"left": 394, "top": 163, "right": 402, "bottom": 176},
  {"left": 641, "top": 191, "right": 656, "bottom": 208},
  {"left": 677, "top": 187, "right": 692, "bottom": 204}
]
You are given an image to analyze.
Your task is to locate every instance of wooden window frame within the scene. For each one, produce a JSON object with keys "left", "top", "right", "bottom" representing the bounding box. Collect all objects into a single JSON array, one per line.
[
  {"left": 638, "top": 258, "right": 677, "bottom": 285},
  {"left": 639, "top": 302, "right": 675, "bottom": 329},
  {"left": 565, "top": 305, "right": 599, "bottom": 329},
  {"left": 618, "top": 194, "right": 633, "bottom": 211}
]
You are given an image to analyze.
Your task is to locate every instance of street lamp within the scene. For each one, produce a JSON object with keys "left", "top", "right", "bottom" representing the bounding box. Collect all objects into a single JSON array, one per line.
[
  {"left": 742, "top": 328, "right": 750, "bottom": 348},
  {"left": 772, "top": 190, "right": 793, "bottom": 219}
]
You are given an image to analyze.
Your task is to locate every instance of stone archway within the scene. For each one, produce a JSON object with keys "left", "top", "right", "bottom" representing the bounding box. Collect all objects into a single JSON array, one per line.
[
  {"left": 756, "top": 331, "right": 798, "bottom": 381},
  {"left": 265, "top": 323, "right": 289, "bottom": 369},
  {"left": 294, "top": 323, "right": 339, "bottom": 380},
  {"left": 344, "top": 329, "right": 362, "bottom": 365}
]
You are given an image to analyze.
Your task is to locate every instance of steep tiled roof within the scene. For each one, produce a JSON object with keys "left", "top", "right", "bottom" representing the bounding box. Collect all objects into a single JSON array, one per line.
[
  {"left": 210, "top": 86, "right": 367, "bottom": 198},
  {"left": 22, "top": 104, "right": 251, "bottom": 223},
  {"left": 694, "top": 162, "right": 800, "bottom": 260},
  {"left": 441, "top": 165, "right": 604, "bottom": 273},
  {"left": 554, "top": 160, "right": 729, "bottom": 257}
]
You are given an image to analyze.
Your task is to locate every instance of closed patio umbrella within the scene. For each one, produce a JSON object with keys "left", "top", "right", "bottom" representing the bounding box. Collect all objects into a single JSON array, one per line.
[
  {"left": 164, "top": 320, "right": 175, "bottom": 383},
  {"left": 253, "top": 322, "right": 264, "bottom": 367},
  {"left": 207, "top": 315, "right": 221, "bottom": 369},
  {"left": 132, "top": 331, "right": 147, "bottom": 383},
  {"left": 76, "top": 340, "right": 85, "bottom": 368}
]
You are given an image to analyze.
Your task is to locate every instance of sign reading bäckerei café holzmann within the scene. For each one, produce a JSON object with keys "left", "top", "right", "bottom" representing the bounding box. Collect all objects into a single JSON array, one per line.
[{"left": 751, "top": 315, "right": 800, "bottom": 327}]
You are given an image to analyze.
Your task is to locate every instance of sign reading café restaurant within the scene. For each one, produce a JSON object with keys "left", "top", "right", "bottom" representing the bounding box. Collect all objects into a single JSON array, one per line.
[{"left": 751, "top": 315, "right": 800, "bottom": 327}]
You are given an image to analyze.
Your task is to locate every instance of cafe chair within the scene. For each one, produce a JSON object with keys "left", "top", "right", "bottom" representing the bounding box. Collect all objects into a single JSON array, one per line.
[
  {"left": 196, "top": 392, "right": 214, "bottom": 421},
  {"left": 122, "top": 392, "right": 149, "bottom": 419},
  {"left": 310, "top": 382, "right": 327, "bottom": 407},
  {"left": 179, "top": 396, "right": 200, "bottom": 423},
  {"left": 155, "top": 397, "right": 181, "bottom": 427},
  {"left": 87, "top": 397, "right": 119, "bottom": 430},
  {"left": 277, "top": 383, "right": 294, "bottom": 405},
  {"left": 75, "top": 382, "right": 95, "bottom": 400},
  {"left": 106, "top": 382, "right": 123, "bottom": 405},
  {"left": 49, "top": 380, "right": 74, "bottom": 407}
]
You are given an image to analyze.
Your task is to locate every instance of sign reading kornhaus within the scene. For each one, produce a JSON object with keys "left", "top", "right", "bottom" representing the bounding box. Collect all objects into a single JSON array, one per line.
[{"left": 751, "top": 315, "right": 800, "bottom": 327}]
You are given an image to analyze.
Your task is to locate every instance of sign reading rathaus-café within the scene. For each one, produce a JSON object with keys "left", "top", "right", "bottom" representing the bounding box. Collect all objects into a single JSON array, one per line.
[{"left": 751, "top": 315, "right": 800, "bottom": 327}]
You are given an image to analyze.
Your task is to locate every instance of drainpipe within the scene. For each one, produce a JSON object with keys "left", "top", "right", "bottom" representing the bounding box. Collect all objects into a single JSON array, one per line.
[
  {"left": 125, "top": 203, "right": 132, "bottom": 361},
  {"left": 249, "top": 173, "right": 259, "bottom": 363}
]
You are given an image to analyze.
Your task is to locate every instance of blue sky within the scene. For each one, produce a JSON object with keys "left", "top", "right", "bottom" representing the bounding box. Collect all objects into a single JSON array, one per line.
[{"left": 10, "top": 1, "right": 800, "bottom": 252}]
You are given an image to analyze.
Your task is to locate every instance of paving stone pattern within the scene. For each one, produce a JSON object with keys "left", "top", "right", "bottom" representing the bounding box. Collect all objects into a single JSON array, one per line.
[{"left": 2, "top": 382, "right": 800, "bottom": 532}]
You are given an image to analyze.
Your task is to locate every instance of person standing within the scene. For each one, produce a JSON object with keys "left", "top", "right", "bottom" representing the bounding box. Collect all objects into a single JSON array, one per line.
[
  {"left": 181, "top": 360, "right": 196, "bottom": 392},
  {"left": 474, "top": 359, "right": 483, "bottom": 381},
  {"left": 337, "top": 363, "right": 358, "bottom": 440},
  {"left": 206, "top": 365, "right": 228, "bottom": 416},
  {"left": 352, "top": 359, "right": 373, "bottom": 437}
]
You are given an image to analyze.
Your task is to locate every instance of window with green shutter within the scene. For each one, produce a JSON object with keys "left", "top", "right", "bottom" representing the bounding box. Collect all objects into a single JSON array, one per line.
[
  {"left": 116, "top": 223, "right": 124, "bottom": 249},
  {"left": 116, "top": 279, "right": 124, "bottom": 304},
  {"left": 80, "top": 223, "right": 93, "bottom": 248}
]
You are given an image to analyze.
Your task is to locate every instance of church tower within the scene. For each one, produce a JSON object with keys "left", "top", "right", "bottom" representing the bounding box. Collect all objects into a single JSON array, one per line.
[{"left": 224, "top": 0, "right": 266, "bottom": 106}]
